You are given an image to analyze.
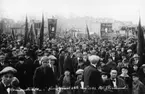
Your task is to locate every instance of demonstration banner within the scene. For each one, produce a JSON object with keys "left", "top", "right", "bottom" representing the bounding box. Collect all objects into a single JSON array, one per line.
[{"left": 48, "top": 19, "right": 57, "bottom": 40}]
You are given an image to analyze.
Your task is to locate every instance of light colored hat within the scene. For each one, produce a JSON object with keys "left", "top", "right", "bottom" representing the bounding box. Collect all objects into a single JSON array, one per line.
[
  {"left": 0, "top": 66, "right": 17, "bottom": 75},
  {"left": 141, "top": 64, "right": 145, "bottom": 69},
  {"left": 20, "top": 46, "right": 24, "bottom": 49},
  {"left": 133, "top": 54, "right": 139, "bottom": 58},
  {"left": 12, "top": 48, "right": 16, "bottom": 51},
  {"left": 40, "top": 56, "right": 49, "bottom": 63},
  {"left": 76, "top": 69, "right": 84, "bottom": 75},
  {"left": 127, "top": 49, "right": 132, "bottom": 52},
  {"left": 48, "top": 55, "right": 57, "bottom": 60}
]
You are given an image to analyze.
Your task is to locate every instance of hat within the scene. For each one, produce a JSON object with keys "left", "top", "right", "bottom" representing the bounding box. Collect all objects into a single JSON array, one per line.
[
  {"left": 18, "top": 56, "right": 25, "bottom": 61},
  {"left": 127, "top": 49, "right": 132, "bottom": 52},
  {"left": 23, "top": 48, "right": 28, "bottom": 51},
  {"left": 76, "top": 69, "right": 84, "bottom": 75},
  {"left": 132, "top": 73, "right": 139, "bottom": 77},
  {"left": 36, "top": 50, "right": 43, "bottom": 56},
  {"left": 0, "top": 66, "right": 17, "bottom": 75},
  {"left": 48, "top": 55, "right": 57, "bottom": 60},
  {"left": 45, "top": 48, "right": 51, "bottom": 52},
  {"left": 133, "top": 54, "right": 139, "bottom": 58},
  {"left": 101, "top": 72, "right": 108, "bottom": 76},
  {"left": 40, "top": 56, "right": 49, "bottom": 63},
  {"left": 140, "top": 64, "right": 145, "bottom": 69},
  {"left": 20, "top": 46, "right": 24, "bottom": 49},
  {"left": 12, "top": 48, "right": 16, "bottom": 51}
]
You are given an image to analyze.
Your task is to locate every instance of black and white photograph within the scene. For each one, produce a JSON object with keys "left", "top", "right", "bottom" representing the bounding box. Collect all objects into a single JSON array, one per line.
[{"left": 0, "top": 0, "right": 145, "bottom": 94}]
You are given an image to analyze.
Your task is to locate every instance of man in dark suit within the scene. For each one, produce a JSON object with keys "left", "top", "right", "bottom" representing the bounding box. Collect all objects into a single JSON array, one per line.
[
  {"left": 83, "top": 55, "right": 101, "bottom": 94},
  {"left": 33, "top": 56, "right": 56, "bottom": 90},
  {"left": 109, "top": 68, "right": 129, "bottom": 94},
  {"left": 0, "top": 66, "right": 17, "bottom": 94},
  {"left": 48, "top": 55, "right": 58, "bottom": 79}
]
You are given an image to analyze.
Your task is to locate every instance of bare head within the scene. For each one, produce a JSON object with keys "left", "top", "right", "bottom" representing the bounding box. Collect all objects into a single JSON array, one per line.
[{"left": 88, "top": 55, "right": 100, "bottom": 65}]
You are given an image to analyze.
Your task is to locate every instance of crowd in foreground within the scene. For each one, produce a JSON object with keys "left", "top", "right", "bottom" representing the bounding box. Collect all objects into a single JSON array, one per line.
[{"left": 0, "top": 33, "right": 145, "bottom": 94}]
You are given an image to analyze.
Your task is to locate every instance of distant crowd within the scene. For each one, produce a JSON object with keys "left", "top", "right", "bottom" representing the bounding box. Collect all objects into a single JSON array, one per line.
[{"left": 0, "top": 32, "right": 145, "bottom": 94}]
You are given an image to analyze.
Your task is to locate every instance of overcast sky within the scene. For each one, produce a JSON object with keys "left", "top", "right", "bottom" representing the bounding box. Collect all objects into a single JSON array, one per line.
[{"left": 0, "top": 0, "right": 145, "bottom": 25}]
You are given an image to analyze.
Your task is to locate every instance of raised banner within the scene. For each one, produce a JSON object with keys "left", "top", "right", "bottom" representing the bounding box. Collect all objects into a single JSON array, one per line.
[
  {"left": 48, "top": 19, "right": 57, "bottom": 40},
  {"left": 100, "top": 23, "right": 112, "bottom": 39}
]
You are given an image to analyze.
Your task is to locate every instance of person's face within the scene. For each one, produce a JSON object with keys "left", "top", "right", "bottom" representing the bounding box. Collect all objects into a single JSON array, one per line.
[
  {"left": 0, "top": 55, "right": 5, "bottom": 62},
  {"left": 2, "top": 73, "right": 14, "bottom": 86},
  {"left": 64, "top": 71, "right": 70, "bottom": 76},
  {"left": 52, "top": 51, "right": 57, "bottom": 56},
  {"left": 133, "top": 76, "right": 139, "bottom": 82},
  {"left": 37, "top": 56, "right": 42, "bottom": 60},
  {"left": 133, "top": 65, "right": 138, "bottom": 70},
  {"left": 111, "top": 52, "right": 115, "bottom": 57},
  {"left": 143, "top": 68, "right": 145, "bottom": 73},
  {"left": 68, "top": 48, "right": 73, "bottom": 54},
  {"left": 128, "top": 52, "right": 132, "bottom": 55},
  {"left": 19, "top": 60, "right": 24, "bottom": 64},
  {"left": 121, "top": 48, "right": 124, "bottom": 52},
  {"left": 122, "top": 56, "right": 126, "bottom": 59},
  {"left": 110, "top": 70, "right": 117, "bottom": 79},
  {"left": 61, "top": 51, "right": 65, "bottom": 55},
  {"left": 23, "top": 50, "right": 27, "bottom": 54},
  {"left": 134, "top": 57, "right": 139, "bottom": 61},
  {"left": 117, "top": 51, "right": 121, "bottom": 54},
  {"left": 101, "top": 75, "right": 108, "bottom": 81},
  {"left": 49, "top": 59, "right": 55, "bottom": 65},
  {"left": 122, "top": 69, "right": 128, "bottom": 74},
  {"left": 83, "top": 55, "right": 87, "bottom": 60},
  {"left": 108, "top": 58, "right": 112, "bottom": 62}
]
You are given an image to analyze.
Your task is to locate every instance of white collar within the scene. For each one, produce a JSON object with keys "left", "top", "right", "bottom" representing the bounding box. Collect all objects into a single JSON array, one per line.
[
  {"left": 2, "top": 80, "right": 8, "bottom": 87},
  {"left": 91, "top": 64, "right": 96, "bottom": 68}
]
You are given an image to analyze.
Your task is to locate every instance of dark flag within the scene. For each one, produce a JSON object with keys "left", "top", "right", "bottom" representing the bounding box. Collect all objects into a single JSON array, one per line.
[
  {"left": 24, "top": 16, "right": 29, "bottom": 46},
  {"left": 39, "top": 14, "right": 44, "bottom": 49},
  {"left": 11, "top": 28, "right": 15, "bottom": 40},
  {"left": 0, "top": 22, "right": 3, "bottom": 34},
  {"left": 29, "top": 24, "right": 35, "bottom": 45},
  {"left": 86, "top": 24, "right": 90, "bottom": 40},
  {"left": 137, "top": 18, "right": 144, "bottom": 65}
]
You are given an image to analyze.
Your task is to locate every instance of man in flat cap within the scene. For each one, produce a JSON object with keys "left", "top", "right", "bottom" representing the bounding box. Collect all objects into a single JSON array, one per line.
[
  {"left": 0, "top": 66, "right": 17, "bottom": 94},
  {"left": 48, "top": 55, "right": 58, "bottom": 79},
  {"left": 33, "top": 56, "right": 56, "bottom": 90},
  {"left": 83, "top": 55, "right": 101, "bottom": 94}
]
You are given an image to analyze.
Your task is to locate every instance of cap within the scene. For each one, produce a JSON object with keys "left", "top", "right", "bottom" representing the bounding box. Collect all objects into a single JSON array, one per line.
[
  {"left": 36, "top": 50, "right": 43, "bottom": 56},
  {"left": 127, "top": 49, "right": 132, "bottom": 52},
  {"left": 140, "top": 64, "right": 145, "bottom": 69},
  {"left": 133, "top": 54, "right": 139, "bottom": 58},
  {"left": 40, "top": 56, "right": 49, "bottom": 63},
  {"left": 48, "top": 55, "right": 57, "bottom": 60},
  {"left": 0, "top": 66, "right": 17, "bottom": 75},
  {"left": 76, "top": 69, "right": 84, "bottom": 75},
  {"left": 132, "top": 73, "right": 139, "bottom": 77}
]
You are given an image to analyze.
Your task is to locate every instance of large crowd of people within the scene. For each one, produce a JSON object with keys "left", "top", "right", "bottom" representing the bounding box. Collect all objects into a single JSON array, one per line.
[{"left": 0, "top": 32, "right": 145, "bottom": 94}]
